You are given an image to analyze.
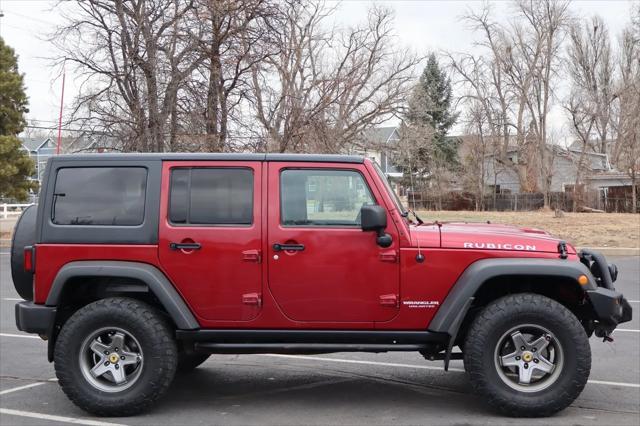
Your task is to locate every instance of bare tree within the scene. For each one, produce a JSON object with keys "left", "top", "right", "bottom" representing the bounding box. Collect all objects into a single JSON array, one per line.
[
  {"left": 249, "top": 2, "right": 420, "bottom": 153},
  {"left": 564, "top": 15, "right": 616, "bottom": 211},
  {"left": 457, "top": 1, "right": 570, "bottom": 206},
  {"left": 175, "top": 0, "right": 279, "bottom": 152},
  {"left": 51, "top": 0, "right": 204, "bottom": 152},
  {"left": 615, "top": 8, "right": 640, "bottom": 213}
]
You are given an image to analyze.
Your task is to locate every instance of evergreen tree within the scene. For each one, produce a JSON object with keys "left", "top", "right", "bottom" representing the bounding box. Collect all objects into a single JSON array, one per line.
[
  {"left": 406, "top": 53, "right": 459, "bottom": 164},
  {"left": 0, "top": 37, "right": 37, "bottom": 201}
]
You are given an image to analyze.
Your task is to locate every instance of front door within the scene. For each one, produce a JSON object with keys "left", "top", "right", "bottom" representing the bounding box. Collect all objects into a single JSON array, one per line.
[
  {"left": 158, "top": 161, "right": 262, "bottom": 322},
  {"left": 267, "top": 162, "right": 400, "bottom": 323}
]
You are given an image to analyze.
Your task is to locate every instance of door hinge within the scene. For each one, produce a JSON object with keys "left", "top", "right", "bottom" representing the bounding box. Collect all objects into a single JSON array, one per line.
[
  {"left": 242, "top": 292, "right": 262, "bottom": 307},
  {"left": 379, "top": 294, "right": 399, "bottom": 308},
  {"left": 242, "top": 249, "right": 261, "bottom": 263},
  {"left": 379, "top": 250, "right": 398, "bottom": 263}
]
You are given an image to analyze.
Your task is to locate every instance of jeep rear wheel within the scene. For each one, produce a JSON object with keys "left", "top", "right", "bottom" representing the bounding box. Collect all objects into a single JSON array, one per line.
[
  {"left": 464, "top": 293, "right": 591, "bottom": 417},
  {"left": 54, "top": 297, "right": 177, "bottom": 416}
]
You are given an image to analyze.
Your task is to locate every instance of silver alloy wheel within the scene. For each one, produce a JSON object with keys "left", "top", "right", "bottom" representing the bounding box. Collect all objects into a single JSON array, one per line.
[
  {"left": 79, "top": 327, "right": 144, "bottom": 393},
  {"left": 493, "top": 324, "right": 564, "bottom": 393}
]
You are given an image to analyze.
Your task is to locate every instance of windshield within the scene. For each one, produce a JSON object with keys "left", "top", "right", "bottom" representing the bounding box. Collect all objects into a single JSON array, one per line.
[{"left": 371, "top": 161, "right": 407, "bottom": 215}]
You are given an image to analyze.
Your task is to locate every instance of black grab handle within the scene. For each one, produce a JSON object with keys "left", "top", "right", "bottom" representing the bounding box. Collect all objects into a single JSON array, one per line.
[{"left": 273, "top": 243, "right": 305, "bottom": 252}]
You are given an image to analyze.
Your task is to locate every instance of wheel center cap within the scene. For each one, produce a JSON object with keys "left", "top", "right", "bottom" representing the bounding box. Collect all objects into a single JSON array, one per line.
[
  {"left": 522, "top": 352, "right": 533, "bottom": 362},
  {"left": 108, "top": 353, "right": 119, "bottom": 364}
]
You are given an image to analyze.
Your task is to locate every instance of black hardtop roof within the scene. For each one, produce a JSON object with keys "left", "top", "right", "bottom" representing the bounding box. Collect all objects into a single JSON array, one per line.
[{"left": 51, "top": 153, "right": 365, "bottom": 164}]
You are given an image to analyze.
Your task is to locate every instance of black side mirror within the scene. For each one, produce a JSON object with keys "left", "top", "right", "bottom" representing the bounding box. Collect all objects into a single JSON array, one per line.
[{"left": 360, "top": 205, "right": 392, "bottom": 248}]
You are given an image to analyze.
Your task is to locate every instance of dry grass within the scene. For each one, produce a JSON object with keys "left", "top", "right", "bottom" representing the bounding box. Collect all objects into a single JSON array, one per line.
[{"left": 417, "top": 210, "right": 640, "bottom": 248}]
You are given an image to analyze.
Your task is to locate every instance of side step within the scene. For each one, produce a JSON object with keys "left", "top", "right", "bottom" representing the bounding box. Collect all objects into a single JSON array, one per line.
[
  {"left": 194, "top": 343, "right": 430, "bottom": 354},
  {"left": 177, "top": 329, "right": 449, "bottom": 344}
]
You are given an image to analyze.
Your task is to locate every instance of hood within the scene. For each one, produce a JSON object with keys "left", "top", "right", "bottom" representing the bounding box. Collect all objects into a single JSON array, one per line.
[{"left": 410, "top": 222, "right": 575, "bottom": 255}]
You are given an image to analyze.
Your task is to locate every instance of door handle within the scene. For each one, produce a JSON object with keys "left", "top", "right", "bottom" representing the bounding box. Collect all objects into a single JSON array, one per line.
[
  {"left": 272, "top": 243, "right": 305, "bottom": 252},
  {"left": 169, "top": 242, "right": 202, "bottom": 251}
]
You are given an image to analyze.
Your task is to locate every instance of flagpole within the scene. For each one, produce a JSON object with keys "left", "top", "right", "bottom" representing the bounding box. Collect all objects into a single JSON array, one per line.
[{"left": 56, "top": 61, "right": 66, "bottom": 155}]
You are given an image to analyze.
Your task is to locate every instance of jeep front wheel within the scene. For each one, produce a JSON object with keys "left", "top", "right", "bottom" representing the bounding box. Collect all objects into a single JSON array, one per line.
[
  {"left": 54, "top": 297, "right": 178, "bottom": 416},
  {"left": 464, "top": 293, "right": 591, "bottom": 417}
]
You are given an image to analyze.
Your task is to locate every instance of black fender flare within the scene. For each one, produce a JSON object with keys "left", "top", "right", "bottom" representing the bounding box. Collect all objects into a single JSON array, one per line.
[
  {"left": 428, "top": 257, "right": 596, "bottom": 336},
  {"left": 46, "top": 260, "right": 199, "bottom": 330}
]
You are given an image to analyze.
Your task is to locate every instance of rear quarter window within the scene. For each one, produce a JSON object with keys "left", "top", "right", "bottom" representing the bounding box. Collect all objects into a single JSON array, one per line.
[{"left": 52, "top": 167, "right": 147, "bottom": 226}]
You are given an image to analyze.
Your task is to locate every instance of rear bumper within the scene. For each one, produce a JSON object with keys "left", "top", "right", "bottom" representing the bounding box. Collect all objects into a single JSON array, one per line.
[{"left": 15, "top": 301, "right": 56, "bottom": 336}]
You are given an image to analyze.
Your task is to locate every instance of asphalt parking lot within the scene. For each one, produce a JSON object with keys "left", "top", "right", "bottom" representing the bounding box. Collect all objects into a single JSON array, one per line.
[{"left": 0, "top": 251, "right": 638, "bottom": 426}]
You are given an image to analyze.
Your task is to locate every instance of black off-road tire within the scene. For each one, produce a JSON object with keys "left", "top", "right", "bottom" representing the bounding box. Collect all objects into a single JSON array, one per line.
[
  {"left": 54, "top": 297, "right": 178, "bottom": 416},
  {"left": 463, "top": 293, "right": 591, "bottom": 417},
  {"left": 177, "top": 352, "right": 210, "bottom": 373}
]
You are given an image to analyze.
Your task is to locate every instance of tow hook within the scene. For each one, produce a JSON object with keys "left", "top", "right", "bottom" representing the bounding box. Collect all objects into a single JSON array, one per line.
[{"left": 595, "top": 325, "right": 615, "bottom": 342}]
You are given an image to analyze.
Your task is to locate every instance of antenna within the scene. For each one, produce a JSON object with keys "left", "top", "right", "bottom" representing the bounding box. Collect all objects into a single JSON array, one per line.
[{"left": 408, "top": 154, "right": 425, "bottom": 263}]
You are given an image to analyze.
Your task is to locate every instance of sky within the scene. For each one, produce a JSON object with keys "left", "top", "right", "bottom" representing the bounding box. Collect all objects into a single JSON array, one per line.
[{"left": 0, "top": 0, "right": 636, "bottom": 141}]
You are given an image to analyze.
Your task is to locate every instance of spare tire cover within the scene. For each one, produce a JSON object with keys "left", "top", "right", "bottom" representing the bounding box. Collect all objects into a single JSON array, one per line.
[{"left": 10, "top": 205, "right": 37, "bottom": 301}]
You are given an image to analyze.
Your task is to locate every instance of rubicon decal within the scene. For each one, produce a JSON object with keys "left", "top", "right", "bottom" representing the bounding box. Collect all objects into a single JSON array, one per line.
[{"left": 463, "top": 242, "right": 537, "bottom": 251}]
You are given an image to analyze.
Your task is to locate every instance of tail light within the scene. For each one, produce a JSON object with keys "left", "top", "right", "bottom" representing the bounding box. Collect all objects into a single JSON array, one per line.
[{"left": 23, "top": 246, "right": 35, "bottom": 273}]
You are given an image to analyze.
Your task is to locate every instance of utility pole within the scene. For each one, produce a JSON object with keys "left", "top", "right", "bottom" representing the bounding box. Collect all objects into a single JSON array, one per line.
[{"left": 56, "top": 60, "right": 66, "bottom": 155}]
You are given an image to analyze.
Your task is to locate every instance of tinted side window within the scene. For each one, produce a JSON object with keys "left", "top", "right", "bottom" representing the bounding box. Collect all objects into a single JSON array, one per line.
[
  {"left": 280, "top": 169, "right": 375, "bottom": 227},
  {"left": 169, "top": 168, "right": 253, "bottom": 225},
  {"left": 52, "top": 167, "right": 147, "bottom": 226}
]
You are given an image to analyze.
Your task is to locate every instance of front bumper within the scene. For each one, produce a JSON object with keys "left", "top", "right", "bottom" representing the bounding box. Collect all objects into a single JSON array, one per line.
[
  {"left": 15, "top": 301, "right": 56, "bottom": 336},
  {"left": 587, "top": 287, "right": 633, "bottom": 332},
  {"left": 580, "top": 249, "right": 633, "bottom": 335}
]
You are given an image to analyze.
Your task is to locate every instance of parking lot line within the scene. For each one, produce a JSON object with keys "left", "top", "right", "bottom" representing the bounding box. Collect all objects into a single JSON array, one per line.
[
  {"left": 0, "top": 382, "right": 46, "bottom": 396},
  {"left": 0, "top": 408, "right": 127, "bottom": 426},
  {"left": 587, "top": 379, "right": 640, "bottom": 388},
  {"left": 262, "top": 354, "right": 640, "bottom": 388},
  {"left": 2, "top": 298, "right": 23, "bottom": 301},
  {"left": 614, "top": 329, "right": 640, "bottom": 333},
  {"left": 0, "top": 333, "right": 40, "bottom": 339}
]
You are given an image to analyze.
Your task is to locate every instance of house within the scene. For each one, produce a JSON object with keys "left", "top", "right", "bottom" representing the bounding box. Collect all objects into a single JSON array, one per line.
[
  {"left": 351, "top": 126, "right": 402, "bottom": 178},
  {"left": 20, "top": 137, "right": 57, "bottom": 184},
  {"left": 20, "top": 135, "right": 118, "bottom": 187},
  {"left": 482, "top": 144, "right": 631, "bottom": 194}
]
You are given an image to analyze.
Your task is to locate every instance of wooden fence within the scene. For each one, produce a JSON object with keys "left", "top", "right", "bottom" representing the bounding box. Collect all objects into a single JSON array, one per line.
[
  {"left": 1, "top": 203, "right": 34, "bottom": 219},
  {"left": 409, "top": 191, "right": 638, "bottom": 213}
]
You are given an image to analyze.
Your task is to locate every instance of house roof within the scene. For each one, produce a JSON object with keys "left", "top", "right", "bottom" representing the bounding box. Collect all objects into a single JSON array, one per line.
[
  {"left": 560, "top": 148, "right": 609, "bottom": 171},
  {"left": 361, "top": 127, "right": 398, "bottom": 145},
  {"left": 568, "top": 139, "right": 615, "bottom": 154},
  {"left": 20, "top": 137, "right": 52, "bottom": 152}
]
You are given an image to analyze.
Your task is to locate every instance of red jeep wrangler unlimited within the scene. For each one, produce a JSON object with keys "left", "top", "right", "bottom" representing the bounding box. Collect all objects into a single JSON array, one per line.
[{"left": 11, "top": 154, "right": 632, "bottom": 417}]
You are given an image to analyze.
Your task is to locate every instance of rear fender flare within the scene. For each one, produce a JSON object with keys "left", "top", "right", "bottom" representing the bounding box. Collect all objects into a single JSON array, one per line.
[
  {"left": 428, "top": 258, "right": 596, "bottom": 335},
  {"left": 46, "top": 261, "right": 199, "bottom": 330}
]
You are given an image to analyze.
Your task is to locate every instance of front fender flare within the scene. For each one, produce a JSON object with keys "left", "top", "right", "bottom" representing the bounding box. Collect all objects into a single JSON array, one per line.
[
  {"left": 428, "top": 258, "right": 595, "bottom": 335},
  {"left": 46, "top": 260, "right": 199, "bottom": 330}
]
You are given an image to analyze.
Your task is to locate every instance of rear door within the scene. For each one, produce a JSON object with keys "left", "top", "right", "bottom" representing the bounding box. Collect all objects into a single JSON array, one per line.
[
  {"left": 158, "top": 161, "right": 262, "bottom": 322},
  {"left": 267, "top": 162, "right": 400, "bottom": 323}
]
